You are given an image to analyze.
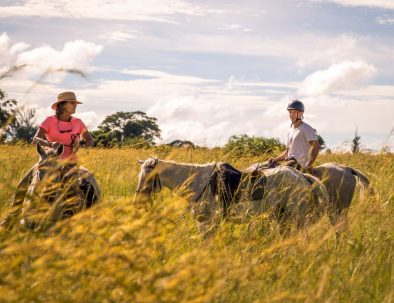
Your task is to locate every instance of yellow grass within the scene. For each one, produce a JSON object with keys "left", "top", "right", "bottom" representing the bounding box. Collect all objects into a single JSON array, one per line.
[{"left": 0, "top": 145, "right": 393, "bottom": 302}]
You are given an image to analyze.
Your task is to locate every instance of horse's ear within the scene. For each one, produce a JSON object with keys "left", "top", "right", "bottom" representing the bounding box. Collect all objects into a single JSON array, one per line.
[
  {"left": 36, "top": 143, "right": 47, "bottom": 160},
  {"left": 55, "top": 144, "right": 64, "bottom": 156},
  {"left": 138, "top": 159, "right": 144, "bottom": 165}
]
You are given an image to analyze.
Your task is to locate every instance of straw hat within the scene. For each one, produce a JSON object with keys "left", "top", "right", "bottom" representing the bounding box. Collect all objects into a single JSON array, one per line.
[{"left": 51, "top": 91, "right": 83, "bottom": 110}]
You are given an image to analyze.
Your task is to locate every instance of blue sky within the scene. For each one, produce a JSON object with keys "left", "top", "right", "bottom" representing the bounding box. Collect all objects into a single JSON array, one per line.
[{"left": 0, "top": 0, "right": 393, "bottom": 150}]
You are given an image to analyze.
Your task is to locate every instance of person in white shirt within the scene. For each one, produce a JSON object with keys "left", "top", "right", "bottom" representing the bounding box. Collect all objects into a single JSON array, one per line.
[{"left": 269, "top": 100, "right": 320, "bottom": 174}]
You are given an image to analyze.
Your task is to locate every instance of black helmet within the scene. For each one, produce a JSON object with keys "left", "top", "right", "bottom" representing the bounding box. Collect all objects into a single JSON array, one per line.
[{"left": 287, "top": 100, "right": 304, "bottom": 112}]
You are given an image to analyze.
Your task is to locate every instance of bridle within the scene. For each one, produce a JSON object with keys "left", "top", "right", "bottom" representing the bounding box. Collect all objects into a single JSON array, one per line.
[
  {"left": 136, "top": 159, "right": 162, "bottom": 195},
  {"left": 63, "top": 133, "right": 80, "bottom": 148}
]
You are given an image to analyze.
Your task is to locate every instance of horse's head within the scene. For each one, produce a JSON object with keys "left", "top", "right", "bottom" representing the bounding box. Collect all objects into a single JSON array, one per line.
[
  {"left": 135, "top": 158, "right": 162, "bottom": 202},
  {"left": 32, "top": 143, "right": 81, "bottom": 203}
]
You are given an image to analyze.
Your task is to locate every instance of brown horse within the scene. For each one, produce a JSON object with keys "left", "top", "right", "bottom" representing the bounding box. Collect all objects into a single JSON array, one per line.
[{"left": 1, "top": 143, "right": 101, "bottom": 231}]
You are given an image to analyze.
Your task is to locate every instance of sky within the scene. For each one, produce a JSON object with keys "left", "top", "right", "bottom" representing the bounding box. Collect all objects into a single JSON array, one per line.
[{"left": 0, "top": 0, "right": 393, "bottom": 150}]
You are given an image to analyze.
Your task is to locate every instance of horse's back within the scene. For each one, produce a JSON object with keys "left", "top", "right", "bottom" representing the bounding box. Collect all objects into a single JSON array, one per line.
[{"left": 314, "top": 162, "right": 362, "bottom": 210}]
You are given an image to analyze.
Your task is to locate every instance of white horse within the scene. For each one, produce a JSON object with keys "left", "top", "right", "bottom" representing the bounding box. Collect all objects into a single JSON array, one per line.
[
  {"left": 312, "top": 163, "right": 370, "bottom": 228},
  {"left": 135, "top": 158, "right": 219, "bottom": 237},
  {"left": 238, "top": 164, "right": 329, "bottom": 233},
  {"left": 258, "top": 161, "right": 370, "bottom": 234},
  {"left": 136, "top": 158, "right": 328, "bottom": 237}
]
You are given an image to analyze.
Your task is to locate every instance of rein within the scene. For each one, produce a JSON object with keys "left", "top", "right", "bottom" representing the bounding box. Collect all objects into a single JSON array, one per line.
[
  {"left": 193, "top": 163, "right": 218, "bottom": 203},
  {"left": 152, "top": 172, "right": 162, "bottom": 193},
  {"left": 62, "top": 133, "right": 80, "bottom": 148}
]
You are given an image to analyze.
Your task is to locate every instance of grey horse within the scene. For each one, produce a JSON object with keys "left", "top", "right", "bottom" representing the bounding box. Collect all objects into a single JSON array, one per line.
[
  {"left": 236, "top": 164, "right": 329, "bottom": 234},
  {"left": 136, "top": 158, "right": 329, "bottom": 237},
  {"left": 312, "top": 163, "right": 370, "bottom": 227},
  {"left": 257, "top": 161, "right": 370, "bottom": 232},
  {"left": 0, "top": 143, "right": 101, "bottom": 231}
]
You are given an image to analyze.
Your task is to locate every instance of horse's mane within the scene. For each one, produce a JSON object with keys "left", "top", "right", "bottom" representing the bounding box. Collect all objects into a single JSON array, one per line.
[{"left": 145, "top": 158, "right": 215, "bottom": 169}]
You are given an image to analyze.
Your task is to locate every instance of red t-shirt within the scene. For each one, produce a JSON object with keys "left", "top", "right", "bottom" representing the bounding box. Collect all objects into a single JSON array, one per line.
[{"left": 40, "top": 115, "right": 87, "bottom": 161}]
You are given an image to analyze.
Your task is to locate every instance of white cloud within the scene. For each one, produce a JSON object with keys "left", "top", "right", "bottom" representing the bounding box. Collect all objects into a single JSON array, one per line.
[
  {"left": 0, "top": 32, "right": 102, "bottom": 84},
  {"left": 0, "top": 32, "right": 27, "bottom": 74},
  {"left": 298, "top": 61, "right": 376, "bottom": 96},
  {"left": 156, "top": 32, "right": 388, "bottom": 72},
  {"left": 121, "top": 69, "right": 220, "bottom": 85},
  {"left": 311, "top": 0, "right": 394, "bottom": 10},
  {"left": 147, "top": 95, "right": 278, "bottom": 147},
  {"left": 17, "top": 40, "right": 102, "bottom": 72},
  {"left": 2, "top": 67, "right": 393, "bottom": 150},
  {"left": 295, "top": 34, "right": 361, "bottom": 69},
  {"left": 98, "top": 30, "right": 138, "bottom": 42},
  {"left": 0, "top": 0, "right": 219, "bottom": 22},
  {"left": 377, "top": 16, "right": 394, "bottom": 25},
  {"left": 218, "top": 24, "right": 253, "bottom": 32}
]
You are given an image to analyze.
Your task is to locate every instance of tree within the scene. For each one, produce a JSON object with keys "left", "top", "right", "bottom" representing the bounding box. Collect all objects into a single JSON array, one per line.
[
  {"left": 94, "top": 111, "right": 161, "bottom": 146},
  {"left": 168, "top": 140, "right": 196, "bottom": 148},
  {"left": 351, "top": 129, "right": 361, "bottom": 154},
  {"left": 317, "top": 134, "right": 326, "bottom": 150},
  {"left": 11, "top": 108, "right": 37, "bottom": 143},
  {"left": 91, "top": 129, "right": 119, "bottom": 148},
  {"left": 0, "top": 89, "right": 17, "bottom": 142},
  {"left": 224, "top": 134, "right": 285, "bottom": 156},
  {"left": 1, "top": 88, "right": 38, "bottom": 143}
]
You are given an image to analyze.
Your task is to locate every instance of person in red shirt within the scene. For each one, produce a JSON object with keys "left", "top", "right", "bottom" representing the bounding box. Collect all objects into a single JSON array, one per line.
[
  {"left": 0, "top": 92, "right": 99, "bottom": 230},
  {"left": 33, "top": 91, "right": 94, "bottom": 161}
]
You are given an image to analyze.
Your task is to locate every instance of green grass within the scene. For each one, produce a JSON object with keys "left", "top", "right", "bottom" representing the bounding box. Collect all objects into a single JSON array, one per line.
[{"left": 0, "top": 145, "right": 393, "bottom": 302}]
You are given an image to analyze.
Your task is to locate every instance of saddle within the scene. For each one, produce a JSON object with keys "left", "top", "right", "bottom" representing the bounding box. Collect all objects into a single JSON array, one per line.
[
  {"left": 210, "top": 162, "right": 267, "bottom": 217},
  {"left": 241, "top": 163, "right": 267, "bottom": 201}
]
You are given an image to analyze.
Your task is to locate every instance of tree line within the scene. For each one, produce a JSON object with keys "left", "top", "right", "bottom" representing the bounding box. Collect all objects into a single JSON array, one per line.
[{"left": 1, "top": 88, "right": 332, "bottom": 155}]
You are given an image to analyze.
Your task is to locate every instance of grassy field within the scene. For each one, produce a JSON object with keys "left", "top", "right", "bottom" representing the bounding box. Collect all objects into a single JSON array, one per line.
[{"left": 0, "top": 145, "right": 393, "bottom": 302}]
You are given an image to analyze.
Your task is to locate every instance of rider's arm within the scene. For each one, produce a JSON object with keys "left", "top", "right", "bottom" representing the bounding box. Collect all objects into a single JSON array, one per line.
[
  {"left": 306, "top": 140, "right": 320, "bottom": 168},
  {"left": 32, "top": 127, "right": 56, "bottom": 148},
  {"left": 81, "top": 130, "right": 94, "bottom": 147},
  {"left": 272, "top": 149, "right": 288, "bottom": 162}
]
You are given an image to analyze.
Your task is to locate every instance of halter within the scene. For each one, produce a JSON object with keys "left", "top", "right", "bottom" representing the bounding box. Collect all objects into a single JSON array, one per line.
[{"left": 136, "top": 158, "right": 162, "bottom": 195}]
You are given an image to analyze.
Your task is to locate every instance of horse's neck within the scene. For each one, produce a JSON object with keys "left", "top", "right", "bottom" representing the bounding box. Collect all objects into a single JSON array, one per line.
[{"left": 159, "top": 162, "right": 215, "bottom": 192}]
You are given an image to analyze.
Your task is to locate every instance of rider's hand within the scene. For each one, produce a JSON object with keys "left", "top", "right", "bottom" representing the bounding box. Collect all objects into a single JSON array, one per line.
[
  {"left": 268, "top": 158, "right": 277, "bottom": 164},
  {"left": 306, "top": 164, "right": 314, "bottom": 175},
  {"left": 72, "top": 140, "right": 80, "bottom": 153},
  {"left": 49, "top": 142, "right": 59, "bottom": 149}
]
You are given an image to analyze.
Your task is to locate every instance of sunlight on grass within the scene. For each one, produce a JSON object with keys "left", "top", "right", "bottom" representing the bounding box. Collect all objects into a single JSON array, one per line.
[{"left": 0, "top": 145, "right": 393, "bottom": 302}]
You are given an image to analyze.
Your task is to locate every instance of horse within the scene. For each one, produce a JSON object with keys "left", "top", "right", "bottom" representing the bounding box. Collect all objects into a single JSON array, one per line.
[
  {"left": 258, "top": 161, "right": 370, "bottom": 233},
  {"left": 0, "top": 143, "right": 101, "bottom": 231},
  {"left": 312, "top": 163, "right": 370, "bottom": 229},
  {"left": 135, "top": 158, "right": 220, "bottom": 237},
  {"left": 135, "top": 158, "right": 328, "bottom": 237},
  {"left": 236, "top": 164, "right": 329, "bottom": 233}
]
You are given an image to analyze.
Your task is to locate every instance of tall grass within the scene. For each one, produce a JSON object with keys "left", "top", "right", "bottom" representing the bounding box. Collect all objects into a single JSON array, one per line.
[{"left": 0, "top": 145, "right": 392, "bottom": 302}]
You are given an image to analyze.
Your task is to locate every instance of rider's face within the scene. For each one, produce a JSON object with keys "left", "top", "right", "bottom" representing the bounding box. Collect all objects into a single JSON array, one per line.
[
  {"left": 63, "top": 101, "right": 77, "bottom": 115},
  {"left": 288, "top": 109, "right": 301, "bottom": 122}
]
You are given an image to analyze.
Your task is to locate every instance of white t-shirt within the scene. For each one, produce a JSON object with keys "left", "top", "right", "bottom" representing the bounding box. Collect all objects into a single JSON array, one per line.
[{"left": 287, "top": 122, "right": 318, "bottom": 168}]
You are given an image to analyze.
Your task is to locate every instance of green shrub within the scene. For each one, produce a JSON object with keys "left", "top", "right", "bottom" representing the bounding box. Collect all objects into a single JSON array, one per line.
[{"left": 224, "top": 134, "right": 285, "bottom": 156}]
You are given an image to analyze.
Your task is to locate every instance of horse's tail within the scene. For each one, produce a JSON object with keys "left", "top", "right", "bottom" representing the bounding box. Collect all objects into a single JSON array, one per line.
[
  {"left": 350, "top": 167, "right": 371, "bottom": 197},
  {"left": 350, "top": 167, "right": 370, "bottom": 189}
]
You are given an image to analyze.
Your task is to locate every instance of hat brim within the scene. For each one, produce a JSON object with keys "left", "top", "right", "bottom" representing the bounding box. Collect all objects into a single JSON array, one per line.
[{"left": 51, "top": 100, "right": 83, "bottom": 110}]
